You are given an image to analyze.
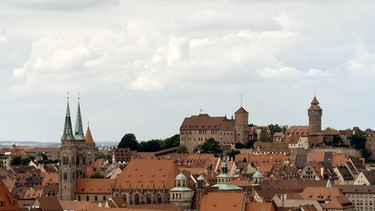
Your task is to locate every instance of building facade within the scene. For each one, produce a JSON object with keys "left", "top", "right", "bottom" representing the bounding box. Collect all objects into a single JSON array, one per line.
[{"left": 180, "top": 107, "right": 250, "bottom": 153}]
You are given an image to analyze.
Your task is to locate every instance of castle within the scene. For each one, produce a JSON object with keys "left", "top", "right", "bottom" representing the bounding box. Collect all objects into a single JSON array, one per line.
[
  {"left": 180, "top": 96, "right": 323, "bottom": 152},
  {"left": 180, "top": 107, "right": 250, "bottom": 153}
]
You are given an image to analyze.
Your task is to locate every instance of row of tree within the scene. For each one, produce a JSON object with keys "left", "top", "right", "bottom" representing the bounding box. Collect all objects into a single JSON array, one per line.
[{"left": 118, "top": 133, "right": 180, "bottom": 152}]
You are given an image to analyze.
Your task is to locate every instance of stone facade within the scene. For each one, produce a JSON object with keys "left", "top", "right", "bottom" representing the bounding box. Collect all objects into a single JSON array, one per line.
[
  {"left": 308, "top": 96, "right": 323, "bottom": 134},
  {"left": 59, "top": 100, "right": 88, "bottom": 201},
  {"left": 180, "top": 107, "right": 250, "bottom": 153}
]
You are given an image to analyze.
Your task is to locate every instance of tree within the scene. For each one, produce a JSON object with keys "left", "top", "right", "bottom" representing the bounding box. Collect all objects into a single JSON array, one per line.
[
  {"left": 361, "top": 149, "right": 371, "bottom": 159},
  {"left": 235, "top": 142, "right": 245, "bottom": 149},
  {"left": 118, "top": 133, "right": 138, "bottom": 150},
  {"left": 176, "top": 146, "right": 188, "bottom": 154},
  {"left": 90, "top": 172, "right": 105, "bottom": 178},
  {"left": 350, "top": 134, "right": 366, "bottom": 150},
  {"left": 138, "top": 140, "right": 161, "bottom": 152},
  {"left": 160, "top": 134, "right": 180, "bottom": 149},
  {"left": 200, "top": 138, "right": 222, "bottom": 155},
  {"left": 269, "top": 124, "right": 283, "bottom": 135},
  {"left": 245, "top": 140, "right": 255, "bottom": 149},
  {"left": 226, "top": 150, "right": 240, "bottom": 161},
  {"left": 259, "top": 131, "right": 273, "bottom": 142}
]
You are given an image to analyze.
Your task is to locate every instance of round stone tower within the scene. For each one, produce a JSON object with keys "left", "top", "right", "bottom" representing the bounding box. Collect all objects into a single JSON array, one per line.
[{"left": 308, "top": 96, "right": 323, "bottom": 133}]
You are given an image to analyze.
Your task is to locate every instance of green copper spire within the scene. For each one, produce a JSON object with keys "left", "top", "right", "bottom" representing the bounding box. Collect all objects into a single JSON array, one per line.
[
  {"left": 61, "top": 94, "right": 75, "bottom": 141},
  {"left": 74, "top": 95, "right": 85, "bottom": 140}
]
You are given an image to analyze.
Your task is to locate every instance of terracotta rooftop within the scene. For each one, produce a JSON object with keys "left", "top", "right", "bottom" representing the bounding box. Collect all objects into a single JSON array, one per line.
[
  {"left": 41, "top": 172, "right": 59, "bottom": 186},
  {"left": 115, "top": 159, "right": 179, "bottom": 190},
  {"left": 0, "top": 179, "right": 21, "bottom": 211},
  {"left": 76, "top": 178, "right": 115, "bottom": 194},
  {"left": 85, "top": 126, "right": 95, "bottom": 145},
  {"left": 299, "top": 187, "right": 354, "bottom": 210},
  {"left": 180, "top": 114, "right": 235, "bottom": 131},
  {"left": 199, "top": 192, "right": 245, "bottom": 211}
]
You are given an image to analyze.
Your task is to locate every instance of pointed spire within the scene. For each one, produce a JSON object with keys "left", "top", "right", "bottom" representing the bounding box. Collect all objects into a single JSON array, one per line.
[
  {"left": 74, "top": 93, "right": 85, "bottom": 140},
  {"left": 85, "top": 125, "right": 95, "bottom": 145},
  {"left": 61, "top": 93, "right": 75, "bottom": 141}
]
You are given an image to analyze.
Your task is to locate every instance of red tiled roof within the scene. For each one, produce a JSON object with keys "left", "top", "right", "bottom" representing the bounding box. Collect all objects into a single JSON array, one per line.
[
  {"left": 85, "top": 126, "right": 95, "bottom": 145},
  {"left": 200, "top": 192, "right": 245, "bottom": 211},
  {"left": 115, "top": 159, "right": 179, "bottom": 190},
  {"left": 180, "top": 114, "right": 235, "bottom": 131},
  {"left": 0, "top": 179, "right": 21, "bottom": 210},
  {"left": 76, "top": 178, "right": 115, "bottom": 194}
]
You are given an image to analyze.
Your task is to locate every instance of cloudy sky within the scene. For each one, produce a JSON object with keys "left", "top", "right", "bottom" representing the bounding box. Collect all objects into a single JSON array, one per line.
[{"left": 0, "top": 0, "right": 374, "bottom": 143}]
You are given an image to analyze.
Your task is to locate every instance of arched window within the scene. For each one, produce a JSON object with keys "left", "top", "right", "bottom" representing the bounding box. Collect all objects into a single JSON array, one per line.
[
  {"left": 63, "top": 173, "right": 67, "bottom": 180},
  {"left": 103, "top": 196, "right": 106, "bottom": 201},
  {"left": 78, "top": 196, "right": 81, "bottom": 201},
  {"left": 135, "top": 194, "right": 140, "bottom": 205},
  {"left": 157, "top": 194, "right": 162, "bottom": 204},
  {"left": 76, "top": 156, "right": 80, "bottom": 165},
  {"left": 122, "top": 194, "right": 127, "bottom": 202},
  {"left": 86, "top": 196, "right": 89, "bottom": 201},
  {"left": 146, "top": 194, "right": 151, "bottom": 204}
]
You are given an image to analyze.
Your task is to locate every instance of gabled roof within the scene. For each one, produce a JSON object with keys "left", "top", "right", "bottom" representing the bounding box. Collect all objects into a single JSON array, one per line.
[
  {"left": 76, "top": 178, "right": 115, "bottom": 194},
  {"left": 115, "top": 159, "right": 179, "bottom": 190},
  {"left": 0, "top": 179, "right": 21, "bottom": 211},
  {"left": 235, "top": 107, "right": 248, "bottom": 114},
  {"left": 200, "top": 192, "right": 245, "bottom": 211},
  {"left": 299, "top": 187, "right": 354, "bottom": 209},
  {"left": 180, "top": 114, "right": 235, "bottom": 131},
  {"left": 35, "top": 196, "right": 63, "bottom": 211}
]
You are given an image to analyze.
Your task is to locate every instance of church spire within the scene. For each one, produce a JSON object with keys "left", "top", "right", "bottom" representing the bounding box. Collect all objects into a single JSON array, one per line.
[
  {"left": 61, "top": 94, "right": 75, "bottom": 141},
  {"left": 74, "top": 94, "right": 85, "bottom": 140}
]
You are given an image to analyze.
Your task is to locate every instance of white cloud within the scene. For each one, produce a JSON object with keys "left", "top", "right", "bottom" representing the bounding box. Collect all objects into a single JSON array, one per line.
[
  {"left": 259, "top": 66, "right": 303, "bottom": 79},
  {"left": 307, "top": 68, "right": 331, "bottom": 77},
  {"left": 347, "top": 41, "right": 375, "bottom": 78},
  {"left": 0, "top": 30, "right": 7, "bottom": 44},
  {"left": 166, "top": 36, "right": 188, "bottom": 66},
  {"left": 3, "top": 0, "right": 118, "bottom": 10},
  {"left": 271, "top": 11, "right": 298, "bottom": 31},
  {"left": 129, "top": 76, "right": 163, "bottom": 91}
]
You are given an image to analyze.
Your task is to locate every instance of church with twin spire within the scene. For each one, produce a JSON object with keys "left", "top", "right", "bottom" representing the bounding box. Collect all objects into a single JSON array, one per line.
[{"left": 58, "top": 96, "right": 96, "bottom": 200}]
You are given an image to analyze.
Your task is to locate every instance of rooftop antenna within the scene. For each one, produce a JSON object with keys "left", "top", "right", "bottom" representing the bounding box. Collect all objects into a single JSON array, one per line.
[
  {"left": 199, "top": 106, "right": 203, "bottom": 114},
  {"left": 241, "top": 94, "right": 243, "bottom": 107},
  {"left": 67, "top": 92, "right": 70, "bottom": 101}
]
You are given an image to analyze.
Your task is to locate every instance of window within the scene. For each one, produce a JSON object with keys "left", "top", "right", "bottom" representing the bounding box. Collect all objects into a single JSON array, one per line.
[
  {"left": 147, "top": 194, "right": 151, "bottom": 204},
  {"left": 86, "top": 196, "right": 89, "bottom": 201},
  {"left": 135, "top": 194, "right": 140, "bottom": 205}
]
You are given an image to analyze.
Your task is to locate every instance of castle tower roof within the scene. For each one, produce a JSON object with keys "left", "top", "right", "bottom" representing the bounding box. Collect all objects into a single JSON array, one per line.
[
  {"left": 308, "top": 96, "right": 322, "bottom": 111},
  {"left": 61, "top": 98, "right": 75, "bottom": 141},
  {"left": 235, "top": 107, "right": 248, "bottom": 114},
  {"left": 85, "top": 126, "right": 95, "bottom": 145},
  {"left": 74, "top": 99, "right": 85, "bottom": 140}
]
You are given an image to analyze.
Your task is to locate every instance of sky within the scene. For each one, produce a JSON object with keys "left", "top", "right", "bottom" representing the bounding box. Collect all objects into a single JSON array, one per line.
[{"left": 1, "top": 0, "right": 375, "bottom": 143}]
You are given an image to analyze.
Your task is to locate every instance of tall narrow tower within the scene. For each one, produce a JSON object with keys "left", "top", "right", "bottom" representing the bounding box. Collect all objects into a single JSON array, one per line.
[
  {"left": 308, "top": 96, "right": 323, "bottom": 133},
  {"left": 235, "top": 107, "right": 249, "bottom": 145},
  {"left": 59, "top": 96, "right": 87, "bottom": 200}
]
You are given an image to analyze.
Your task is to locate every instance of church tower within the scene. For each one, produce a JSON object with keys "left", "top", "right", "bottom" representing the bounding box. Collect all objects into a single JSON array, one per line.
[
  {"left": 59, "top": 96, "right": 87, "bottom": 200},
  {"left": 308, "top": 96, "right": 323, "bottom": 133},
  {"left": 85, "top": 125, "right": 96, "bottom": 166},
  {"left": 235, "top": 107, "right": 249, "bottom": 145}
]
